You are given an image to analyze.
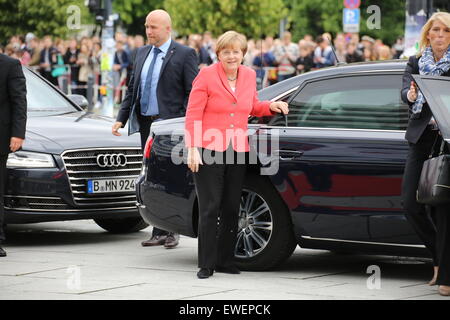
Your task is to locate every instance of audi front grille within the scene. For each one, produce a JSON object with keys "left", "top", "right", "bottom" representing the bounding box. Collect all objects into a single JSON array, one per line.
[{"left": 61, "top": 148, "right": 142, "bottom": 208}]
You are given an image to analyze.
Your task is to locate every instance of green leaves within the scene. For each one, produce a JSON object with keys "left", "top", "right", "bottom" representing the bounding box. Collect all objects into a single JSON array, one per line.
[
  {"left": 164, "top": 0, "right": 287, "bottom": 38},
  {"left": 0, "top": 0, "right": 91, "bottom": 44},
  {"left": 112, "top": 0, "right": 164, "bottom": 35},
  {"left": 0, "top": 0, "right": 405, "bottom": 46},
  {"left": 289, "top": 0, "right": 405, "bottom": 45}
]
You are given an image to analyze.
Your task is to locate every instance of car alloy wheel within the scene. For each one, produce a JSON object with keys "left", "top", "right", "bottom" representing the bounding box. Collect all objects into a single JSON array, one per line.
[{"left": 235, "top": 189, "right": 273, "bottom": 258}]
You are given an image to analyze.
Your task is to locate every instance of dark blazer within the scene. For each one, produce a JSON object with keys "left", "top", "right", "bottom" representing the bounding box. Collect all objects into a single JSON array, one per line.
[
  {"left": 116, "top": 40, "right": 198, "bottom": 135},
  {"left": 0, "top": 54, "right": 27, "bottom": 155},
  {"left": 402, "top": 55, "right": 450, "bottom": 144},
  {"left": 39, "top": 47, "right": 58, "bottom": 71}
]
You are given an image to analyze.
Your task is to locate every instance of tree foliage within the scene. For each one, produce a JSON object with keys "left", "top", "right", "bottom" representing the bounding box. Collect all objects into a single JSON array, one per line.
[
  {"left": 164, "top": 0, "right": 288, "bottom": 39},
  {"left": 113, "top": 0, "right": 164, "bottom": 36},
  {"left": 289, "top": 0, "right": 406, "bottom": 45},
  {"left": 0, "top": 0, "right": 91, "bottom": 44}
]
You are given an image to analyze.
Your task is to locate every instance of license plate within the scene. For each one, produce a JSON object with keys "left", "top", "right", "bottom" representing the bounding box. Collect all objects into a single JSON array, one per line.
[{"left": 87, "top": 178, "right": 136, "bottom": 194}]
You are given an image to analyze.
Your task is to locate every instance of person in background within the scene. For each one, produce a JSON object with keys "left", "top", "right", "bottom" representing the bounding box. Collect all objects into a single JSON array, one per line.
[
  {"left": 243, "top": 38, "right": 256, "bottom": 67},
  {"left": 64, "top": 39, "right": 80, "bottom": 94},
  {"left": 393, "top": 37, "right": 405, "bottom": 59},
  {"left": 252, "top": 38, "right": 277, "bottom": 88},
  {"left": 378, "top": 45, "right": 392, "bottom": 61},
  {"left": 39, "top": 36, "right": 58, "bottom": 86},
  {"left": 363, "top": 46, "right": 376, "bottom": 61},
  {"left": 189, "top": 34, "right": 210, "bottom": 69},
  {"left": 185, "top": 30, "right": 289, "bottom": 279},
  {"left": 28, "top": 37, "right": 42, "bottom": 67},
  {"left": 264, "top": 36, "right": 275, "bottom": 52},
  {"left": 129, "top": 35, "right": 146, "bottom": 74},
  {"left": 295, "top": 39, "right": 314, "bottom": 74},
  {"left": 113, "top": 41, "right": 130, "bottom": 103},
  {"left": 401, "top": 12, "right": 450, "bottom": 297},
  {"left": 334, "top": 33, "right": 347, "bottom": 63},
  {"left": 202, "top": 31, "right": 217, "bottom": 65},
  {"left": 361, "top": 35, "right": 375, "bottom": 51},
  {"left": 314, "top": 35, "right": 335, "bottom": 69},
  {"left": 76, "top": 43, "right": 92, "bottom": 97},
  {"left": 345, "top": 42, "right": 364, "bottom": 63},
  {"left": 273, "top": 31, "right": 299, "bottom": 81},
  {"left": 16, "top": 46, "right": 31, "bottom": 66},
  {"left": 134, "top": 35, "right": 145, "bottom": 49}
]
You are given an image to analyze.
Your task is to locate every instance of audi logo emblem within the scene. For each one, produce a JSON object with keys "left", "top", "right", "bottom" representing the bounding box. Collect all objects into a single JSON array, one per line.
[{"left": 96, "top": 154, "right": 127, "bottom": 168}]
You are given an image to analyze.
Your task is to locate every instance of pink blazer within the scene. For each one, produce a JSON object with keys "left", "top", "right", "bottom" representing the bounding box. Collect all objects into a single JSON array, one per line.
[{"left": 185, "top": 63, "right": 273, "bottom": 152}]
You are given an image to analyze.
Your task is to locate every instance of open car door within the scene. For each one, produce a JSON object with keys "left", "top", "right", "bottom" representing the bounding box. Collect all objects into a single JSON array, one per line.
[{"left": 413, "top": 75, "right": 450, "bottom": 142}]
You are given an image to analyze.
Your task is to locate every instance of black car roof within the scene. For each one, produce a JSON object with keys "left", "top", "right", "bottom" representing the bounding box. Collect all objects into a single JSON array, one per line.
[{"left": 258, "top": 59, "right": 408, "bottom": 100}]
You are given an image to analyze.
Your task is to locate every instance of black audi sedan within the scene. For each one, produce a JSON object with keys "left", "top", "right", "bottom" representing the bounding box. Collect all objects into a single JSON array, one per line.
[
  {"left": 136, "top": 60, "right": 450, "bottom": 271},
  {"left": 4, "top": 67, "right": 147, "bottom": 233}
]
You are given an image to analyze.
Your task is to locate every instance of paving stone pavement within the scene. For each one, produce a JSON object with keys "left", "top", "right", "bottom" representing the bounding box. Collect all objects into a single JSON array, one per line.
[{"left": 0, "top": 219, "right": 448, "bottom": 300}]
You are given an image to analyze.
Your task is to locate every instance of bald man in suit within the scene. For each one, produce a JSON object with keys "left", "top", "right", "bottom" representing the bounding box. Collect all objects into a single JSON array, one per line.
[{"left": 112, "top": 10, "right": 198, "bottom": 248}]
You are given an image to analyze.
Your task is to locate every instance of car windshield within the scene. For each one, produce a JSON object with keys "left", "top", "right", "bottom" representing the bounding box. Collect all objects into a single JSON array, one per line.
[
  {"left": 413, "top": 76, "right": 450, "bottom": 141},
  {"left": 23, "top": 67, "right": 77, "bottom": 115}
]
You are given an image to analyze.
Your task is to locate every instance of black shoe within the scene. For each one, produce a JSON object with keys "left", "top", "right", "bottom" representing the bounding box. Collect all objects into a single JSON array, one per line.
[
  {"left": 215, "top": 265, "right": 240, "bottom": 274},
  {"left": 141, "top": 235, "right": 167, "bottom": 247},
  {"left": 0, "top": 247, "right": 6, "bottom": 257},
  {"left": 197, "top": 268, "right": 214, "bottom": 279},
  {"left": 164, "top": 233, "right": 179, "bottom": 249}
]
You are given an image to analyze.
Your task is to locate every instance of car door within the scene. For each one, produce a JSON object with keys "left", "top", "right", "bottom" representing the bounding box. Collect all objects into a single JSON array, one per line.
[
  {"left": 252, "top": 72, "right": 419, "bottom": 244},
  {"left": 413, "top": 75, "right": 450, "bottom": 142}
]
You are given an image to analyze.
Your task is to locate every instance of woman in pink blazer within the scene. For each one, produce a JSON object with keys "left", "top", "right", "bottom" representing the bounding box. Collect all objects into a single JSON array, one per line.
[{"left": 185, "top": 31, "right": 288, "bottom": 279}]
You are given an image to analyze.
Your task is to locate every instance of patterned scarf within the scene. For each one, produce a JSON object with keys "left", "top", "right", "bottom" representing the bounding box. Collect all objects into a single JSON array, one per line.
[{"left": 412, "top": 46, "right": 450, "bottom": 114}]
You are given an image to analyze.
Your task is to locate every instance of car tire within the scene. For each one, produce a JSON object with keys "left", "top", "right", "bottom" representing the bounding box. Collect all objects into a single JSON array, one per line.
[
  {"left": 234, "top": 174, "right": 297, "bottom": 271},
  {"left": 94, "top": 217, "right": 149, "bottom": 233}
]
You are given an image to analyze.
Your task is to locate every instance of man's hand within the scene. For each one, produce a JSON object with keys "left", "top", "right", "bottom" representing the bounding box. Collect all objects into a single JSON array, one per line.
[
  {"left": 112, "top": 122, "right": 123, "bottom": 136},
  {"left": 10, "top": 137, "right": 24, "bottom": 152}
]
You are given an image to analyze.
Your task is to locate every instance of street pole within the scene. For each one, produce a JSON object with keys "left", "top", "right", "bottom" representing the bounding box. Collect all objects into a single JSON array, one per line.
[
  {"left": 426, "top": 0, "right": 434, "bottom": 19},
  {"left": 100, "top": 0, "right": 115, "bottom": 118}
]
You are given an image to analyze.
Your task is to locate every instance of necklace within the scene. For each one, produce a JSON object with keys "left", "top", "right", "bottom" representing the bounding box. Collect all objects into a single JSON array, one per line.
[{"left": 227, "top": 76, "right": 237, "bottom": 81}]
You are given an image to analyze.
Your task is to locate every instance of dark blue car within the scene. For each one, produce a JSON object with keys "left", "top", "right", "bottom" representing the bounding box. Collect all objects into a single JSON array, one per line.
[
  {"left": 5, "top": 67, "right": 147, "bottom": 233},
  {"left": 136, "top": 60, "right": 450, "bottom": 270}
]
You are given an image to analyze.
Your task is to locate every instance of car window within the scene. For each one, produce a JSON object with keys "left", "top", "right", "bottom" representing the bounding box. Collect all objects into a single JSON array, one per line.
[
  {"left": 250, "top": 93, "right": 293, "bottom": 125},
  {"left": 286, "top": 75, "right": 409, "bottom": 130},
  {"left": 413, "top": 77, "right": 450, "bottom": 140},
  {"left": 24, "top": 67, "right": 77, "bottom": 115}
]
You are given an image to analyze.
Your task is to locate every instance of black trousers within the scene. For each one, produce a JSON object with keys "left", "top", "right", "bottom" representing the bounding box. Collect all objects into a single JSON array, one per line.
[
  {"left": 0, "top": 155, "right": 7, "bottom": 244},
  {"left": 139, "top": 115, "right": 169, "bottom": 237},
  {"left": 193, "top": 147, "right": 247, "bottom": 269},
  {"left": 402, "top": 127, "right": 450, "bottom": 285}
]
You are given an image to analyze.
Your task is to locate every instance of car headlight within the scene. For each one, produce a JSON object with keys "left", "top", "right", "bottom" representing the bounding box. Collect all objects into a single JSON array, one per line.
[{"left": 7, "top": 151, "right": 55, "bottom": 168}]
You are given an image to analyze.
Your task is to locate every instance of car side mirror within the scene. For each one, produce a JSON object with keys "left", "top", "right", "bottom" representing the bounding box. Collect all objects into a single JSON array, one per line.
[{"left": 67, "top": 94, "right": 89, "bottom": 110}]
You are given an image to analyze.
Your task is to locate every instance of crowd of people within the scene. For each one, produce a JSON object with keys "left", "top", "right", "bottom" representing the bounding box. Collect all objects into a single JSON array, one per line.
[{"left": 0, "top": 30, "right": 405, "bottom": 99}]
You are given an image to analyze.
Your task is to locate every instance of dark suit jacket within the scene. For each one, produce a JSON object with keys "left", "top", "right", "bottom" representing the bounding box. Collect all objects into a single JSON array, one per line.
[
  {"left": 39, "top": 47, "right": 58, "bottom": 72},
  {"left": 0, "top": 54, "right": 27, "bottom": 155},
  {"left": 116, "top": 40, "right": 198, "bottom": 135},
  {"left": 401, "top": 55, "right": 450, "bottom": 144}
]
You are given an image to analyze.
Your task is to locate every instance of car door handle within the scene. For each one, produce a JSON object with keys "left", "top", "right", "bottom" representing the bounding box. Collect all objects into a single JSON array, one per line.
[{"left": 275, "top": 150, "right": 304, "bottom": 161}]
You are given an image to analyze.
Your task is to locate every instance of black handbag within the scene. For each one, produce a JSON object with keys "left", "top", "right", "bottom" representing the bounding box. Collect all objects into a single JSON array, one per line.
[{"left": 417, "top": 139, "right": 450, "bottom": 205}]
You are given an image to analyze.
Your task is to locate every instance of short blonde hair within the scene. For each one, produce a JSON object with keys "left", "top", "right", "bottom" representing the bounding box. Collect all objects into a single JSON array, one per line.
[
  {"left": 418, "top": 12, "right": 450, "bottom": 55},
  {"left": 215, "top": 31, "right": 247, "bottom": 57}
]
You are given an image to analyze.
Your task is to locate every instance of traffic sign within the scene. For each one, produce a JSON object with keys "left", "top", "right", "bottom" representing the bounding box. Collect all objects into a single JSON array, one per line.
[
  {"left": 343, "top": 8, "right": 360, "bottom": 33},
  {"left": 344, "top": 0, "right": 361, "bottom": 9}
]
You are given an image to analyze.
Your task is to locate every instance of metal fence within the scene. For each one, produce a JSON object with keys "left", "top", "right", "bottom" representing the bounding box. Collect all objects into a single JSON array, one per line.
[{"left": 30, "top": 65, "right": 281, "bottom": 108}]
